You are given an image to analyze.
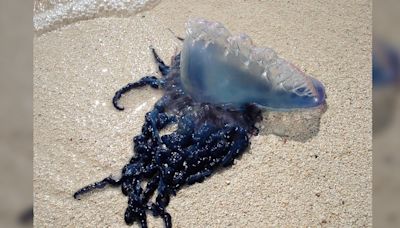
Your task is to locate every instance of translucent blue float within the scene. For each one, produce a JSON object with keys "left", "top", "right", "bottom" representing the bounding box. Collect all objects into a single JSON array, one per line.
[{"left": 181, "top": 18, "right": 325, "bottom": 110}]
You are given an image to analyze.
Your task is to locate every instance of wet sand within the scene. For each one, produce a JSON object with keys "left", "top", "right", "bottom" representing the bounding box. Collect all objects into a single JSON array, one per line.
[{"left": 34, "top": 0, "right": 372, "bottom": 227}]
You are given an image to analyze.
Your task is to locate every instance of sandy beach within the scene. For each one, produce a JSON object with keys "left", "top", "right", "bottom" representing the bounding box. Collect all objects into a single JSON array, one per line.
[{"left": 34, "top": 0, "right": 372, "bottom": 227}]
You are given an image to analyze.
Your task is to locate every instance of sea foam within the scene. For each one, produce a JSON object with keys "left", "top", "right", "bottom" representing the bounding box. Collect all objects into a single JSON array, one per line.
[{"left": 34, "top": 0, "right": 160, "bottom": 35}]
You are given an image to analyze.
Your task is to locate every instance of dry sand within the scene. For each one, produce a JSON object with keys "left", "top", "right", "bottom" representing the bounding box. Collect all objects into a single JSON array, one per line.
[{"left": 34, "top": 0, "right": 372, "bottom": 227}]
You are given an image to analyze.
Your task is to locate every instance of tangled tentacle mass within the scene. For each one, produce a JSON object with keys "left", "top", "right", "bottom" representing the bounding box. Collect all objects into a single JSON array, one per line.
[{"left": 74, "top": 48, "right": 262, "bottom": 228}]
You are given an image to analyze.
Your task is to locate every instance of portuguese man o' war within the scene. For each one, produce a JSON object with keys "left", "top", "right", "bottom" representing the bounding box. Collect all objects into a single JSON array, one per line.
[
  {"left": 74, "top": 18, "right": 327, "bottom": 227},
  {"left": 373, "top": 39, "right": 400, "bottom": 132}
]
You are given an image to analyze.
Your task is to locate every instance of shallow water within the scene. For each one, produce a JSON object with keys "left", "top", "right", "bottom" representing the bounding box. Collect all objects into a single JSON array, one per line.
[{"left": 34, "top": 0, "right": 160, "bottom": 34}]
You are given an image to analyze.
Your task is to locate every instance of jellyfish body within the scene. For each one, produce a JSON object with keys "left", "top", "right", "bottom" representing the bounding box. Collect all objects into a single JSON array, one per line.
[
  {"left": 180, "top": 18, "right": 326, "bottom": 110},
  {"left": 74, "top": 18, "right": 327, "bottom": 228}
]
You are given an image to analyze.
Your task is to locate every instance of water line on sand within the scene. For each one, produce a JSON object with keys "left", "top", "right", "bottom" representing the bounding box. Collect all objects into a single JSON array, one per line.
[{"left": 34, "top": 0, "right": 161, "bottom": 35}]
